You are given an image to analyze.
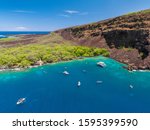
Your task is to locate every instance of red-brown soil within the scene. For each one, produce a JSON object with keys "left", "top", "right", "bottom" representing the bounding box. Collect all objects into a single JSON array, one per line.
[{"left": 55, "top": 9, "right": 150, "bottom": 70}]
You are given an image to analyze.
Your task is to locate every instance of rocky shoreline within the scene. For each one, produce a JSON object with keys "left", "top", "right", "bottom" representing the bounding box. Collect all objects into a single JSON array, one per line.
[
  {"left": 109, "top": 48, "right": 150, "bottom": 71},
  {"left": 0, "top": 57, "right": 83, "bottom": 72},
  {"left": 0, "top": 59, "right": 44, "bottom": 72},
  {"left": 0, "top": 65, "right": 41, "bottom": 72}
]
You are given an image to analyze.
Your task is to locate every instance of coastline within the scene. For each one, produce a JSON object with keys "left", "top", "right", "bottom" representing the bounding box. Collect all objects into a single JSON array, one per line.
[
  {"left": 0, "top": 57, "right": 85, "bottom": 73},
  {"left": 1, "top": 32, "right": 149, "bottom": 71},
  {"left": 0, "top": 56, "right": 150, "bottom": 73}
]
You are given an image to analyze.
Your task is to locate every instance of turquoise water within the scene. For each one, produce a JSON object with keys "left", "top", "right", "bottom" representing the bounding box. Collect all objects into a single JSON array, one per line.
[{"left": 0, "top": 56, "right": 150, "bottom": 113}]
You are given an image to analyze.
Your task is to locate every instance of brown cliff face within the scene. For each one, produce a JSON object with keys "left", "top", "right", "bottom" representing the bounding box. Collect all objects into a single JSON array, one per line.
[{"left": 55, "top": 9, "right": 150, "bottom": 70}]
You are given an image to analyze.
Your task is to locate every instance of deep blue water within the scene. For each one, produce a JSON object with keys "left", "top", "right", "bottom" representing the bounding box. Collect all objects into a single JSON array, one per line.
[
  {"left": 0, "top": 56, "right": 150, "bottom": 113},
  {"left": 0, "top": 31, "right": 50, "bottom": 38}
]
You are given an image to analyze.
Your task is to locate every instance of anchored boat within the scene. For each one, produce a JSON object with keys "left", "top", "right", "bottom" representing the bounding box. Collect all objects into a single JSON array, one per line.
[
  {"left": 63, "top": 71, "right": 69, "bottom": 75},
  {"left": 16, "top": 98, "right": 26, "bottom": 105},
  {"left": 77, "top": 81, "right": 81, "bottom": 87},
  {"left": 97, "top": 62, "right": 106, "bottom": 68}
]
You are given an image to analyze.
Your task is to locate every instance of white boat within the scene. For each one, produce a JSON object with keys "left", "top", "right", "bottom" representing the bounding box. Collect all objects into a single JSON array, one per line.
[
  {"left": 96, "top": 80, "right": 103, "bottom": 84},
  {"left": 97, "top": 62, "right": 106, "bottom": 68},
  {"left": 16, "top": 98, "right": 26, "bottom": 105},
  {"left": 77, "top": 81, "right": 81, "bottom": 87},
  {"left": 63, "top": 71, "right": 69, "bottom": 75},
  {"left": 129, "top": 85, "right": 134, "bottom": 89}
]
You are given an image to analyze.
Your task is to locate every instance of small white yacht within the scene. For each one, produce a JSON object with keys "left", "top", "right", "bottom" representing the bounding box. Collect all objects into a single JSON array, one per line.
[
  {"left": 16, "top": 98, "right": 26, "bottom": 105},
  {"left": 97, "top": 62, "right": 106, "bottom": 68},
  {"left": 63, "top": 71, "right": 69, "bottom": 75},
  {"left": 77, "top": 81, "right": 81, "bottom": 87},
  {"left": 96, "top": 80, "right": 103, "bottom": 84},
  {"left": 129, "top": 85, "right": 134, "bottom": 89}
]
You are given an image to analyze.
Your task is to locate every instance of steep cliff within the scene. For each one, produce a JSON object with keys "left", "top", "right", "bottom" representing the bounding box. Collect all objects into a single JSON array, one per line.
[{"left": 55, "top": 9, "right": 150, "bottom": 70}]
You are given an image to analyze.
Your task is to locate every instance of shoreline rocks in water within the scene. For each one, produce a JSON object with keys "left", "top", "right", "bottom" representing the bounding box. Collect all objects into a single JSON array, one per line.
[{"left": 0, "top": 65, "right": 42, "bottom": 72}]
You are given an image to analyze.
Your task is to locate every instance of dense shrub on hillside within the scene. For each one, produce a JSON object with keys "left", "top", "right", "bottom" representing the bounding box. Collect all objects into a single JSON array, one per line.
[{"left": 0, "top": 44, "right": 109, "bottom": 69}]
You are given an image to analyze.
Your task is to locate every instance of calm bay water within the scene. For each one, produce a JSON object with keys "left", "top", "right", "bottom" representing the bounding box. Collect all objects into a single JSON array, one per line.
[{"left": 0, "top": 56, "right": 150, "bottom": 113}]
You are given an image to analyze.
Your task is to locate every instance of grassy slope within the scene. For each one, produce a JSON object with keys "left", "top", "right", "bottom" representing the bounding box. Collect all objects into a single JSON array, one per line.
[
  {"left": 124, "top": 9, "right": 150, "bottom": 16},
  {"left": 0, "top": 37, "right": 17, "bottom": 42},
  {"left": 0, "top": 33, "right": 109, "bottom": 69}
]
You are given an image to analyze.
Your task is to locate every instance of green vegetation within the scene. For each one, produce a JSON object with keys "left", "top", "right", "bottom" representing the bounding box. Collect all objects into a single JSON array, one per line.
[
  {"left": 0, "top": 44, "right": 109, "bottom": 69},
  {"left": 118, "top": 46, "right": 134, "bottom": 51},
  {"left": 124, "top": 9, "right": 150, "bottom": 16},
  {"left": 126, "top": 48, "right": 134, "bottom": 52},
  {"left": 0, "top": 37, "right": 17, "bottom": 42}
]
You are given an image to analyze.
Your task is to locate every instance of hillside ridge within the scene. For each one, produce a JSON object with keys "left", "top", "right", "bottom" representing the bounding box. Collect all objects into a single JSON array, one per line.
[{"left": 55, "top": 9, "right": 150, "bottom": 70}]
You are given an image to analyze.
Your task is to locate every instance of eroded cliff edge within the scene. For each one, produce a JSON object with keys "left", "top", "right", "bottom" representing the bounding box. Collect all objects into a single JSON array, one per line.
[{"left": 55, "top": 9, "right": 150, "bottom": 70}]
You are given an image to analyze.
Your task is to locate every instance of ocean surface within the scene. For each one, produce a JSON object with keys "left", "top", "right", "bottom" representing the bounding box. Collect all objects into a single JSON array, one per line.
[
  {"left": 0, "top": 56, "right": 150, "bottom": 113},
  {"left": 0, "top": 31, "right": 50, "bottom": 38}
]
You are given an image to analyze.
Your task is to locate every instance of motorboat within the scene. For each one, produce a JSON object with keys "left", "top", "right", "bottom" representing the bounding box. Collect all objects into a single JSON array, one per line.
[
  {"left": 97, "top": 62, "right": 106, "bottom": 68},
  {"left": 63, "top": 71, "right": 69, "bottom": 75},
  {"left": 77, "top": 81, "right": 81, "bottom": 87},
  {"left": 96, "top": 80, "right": 103, "bottom": 84},
  {"left": 16, "top": 98, "right": 26, "bottom": 105},
  {"left": 129, "top": 85, "right": 134, "bottom": 89}
]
